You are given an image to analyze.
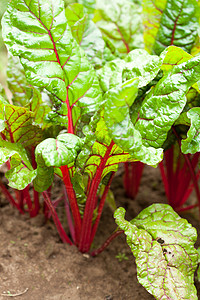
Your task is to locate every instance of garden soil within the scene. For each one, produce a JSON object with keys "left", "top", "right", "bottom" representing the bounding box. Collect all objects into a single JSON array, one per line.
[{"left": 0, "top": 165, "right": 200, "bottom": 300}]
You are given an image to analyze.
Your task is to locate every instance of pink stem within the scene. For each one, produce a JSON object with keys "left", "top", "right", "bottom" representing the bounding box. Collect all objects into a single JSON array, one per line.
[
  {"left": 159, "top": 161, "right": 169, "bottom": 199},
  {"left": 0, "top": 180, "right": 24, "bottom": 214},
  {"left": 63, "top": 187, "right": 76, "bottom": 243},
  {"left": 90, "top": 172, "right": 115, "bottom": 245},
  {"left": 91, "top": 230, "right": 123, "bottom": 257},
  {"left": 61, "top": 165, "right": 82, "bottom": 244},
  {"left": 79, "top": 141, "right": 115, "bottom": 253},
  {"left": 42, "top": 191, "right": 73, "bottom": 245}
]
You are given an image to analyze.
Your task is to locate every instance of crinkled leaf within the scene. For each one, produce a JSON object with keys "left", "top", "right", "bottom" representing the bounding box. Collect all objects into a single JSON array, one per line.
[
  {"left": 98, "top": 49, "right": 163, "bottom": 93},
  {"left": 94, "top": 0, "right": 143, "bottom": 57},
  {"left": 114, "top": 204, "right": 198, "bottom": 300},
  {"left": 0, "top": 140, "right": 36, "bottom": 190},
  {"left": 181, "top": 107, "right": 200, "bottom": 154},
  {"left": 0, "top": 100, "right": 42, "bottom": 148},
  {"left": 143, "top": 0, "right": 199, "bottom": 56},
  {"left": 2, "top": 0, "right": 102, "bottom": 131},
  {"left": 123, "top": 49, "right": 163, "bottom": 88},
  {"left": 34, "top": 133, "right": 83, "bottom": 192},
  {"left": 28, "top": 89, "right": 51, "bottom": 128},
  {"left": 104, "top": 78, "right": 141, "bottom": 153},
  {"left": 153, "top": 0, "right": 199, "bottom": 55},
  {"left": 135, "top": 55, "right": 200, "bottom": 148},
  {"left": 98, "top": 59, "right": 126, "bottom": 92},
  {"left": 161, "top": 46, "right": 192, "bottom": 74},
  {"left": 103, "top": 78, "right": 163, "bottom": 166},
  {"left": 6, "top": 155, "right": 37, "bottom": 190},
  {"left": 7, "top": 55, "right": 51, "bottom": 127},
  {"left": 161, "top": 46, "right": 200, "bottom": 97},
  {"left": 65, "top": 3, "right": 105, "bottom": 68},
  {"left": 7, "top": 55, "right": 33, "bottom": 107},
  {"left": 197, "top": 247, "right": 200, "bottom": 282},
  {"left": 142, "top": 0, "right": 167, "bottom": 54},
  {"left": 161, "top": 46, "right": 200, "bottom": 92},
  {"left": 191, "top": 25, "right": 200, "bottom": 56}
]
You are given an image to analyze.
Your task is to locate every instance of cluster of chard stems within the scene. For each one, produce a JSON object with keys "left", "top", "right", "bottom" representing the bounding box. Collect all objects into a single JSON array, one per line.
[
  {"left": 40, "top": 93, "right": 118, "bottom": 253},
  {"left": 159, "top": 127, "right": 200, "bottom": 214}
]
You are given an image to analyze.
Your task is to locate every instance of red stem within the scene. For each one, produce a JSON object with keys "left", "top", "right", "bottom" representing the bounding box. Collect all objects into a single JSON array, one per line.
[
  {"left": 78, "top": 141, "right": 115, "bottom": 253},
  {"left": 159, "top": 161, "right": 169, "bottom": 199},
  {"left": 183, "top": 154, "right": 200, "bottom": 214},
  {"left": 0, "top": 180, "right": 24, "bottom": 214},
  {"left": 124, "top": 162, "right": 131, "bottom": 196},
  {"left": 63, "top": 187, "right": 76, "bottom": 243},
  {"left": 90, "top": 172, "right": 115, "bottom": 245},
  {"left": 42, "top": 191, "right": 73, "bottom": 245},
  {"left": 90, "top": 230, "right": 123, "bottom": 257},
  {"left": 61, "top": 165, "right": 82, "bottom": 244},
  {"left": 172, "top": 128, "right": 200, "bottom": 212},
  {"left": 32, "top": 189, "right": 40, "bottom": 216},
  {"left": 176, "top": 203, "right": 199, "bottom": 213}
]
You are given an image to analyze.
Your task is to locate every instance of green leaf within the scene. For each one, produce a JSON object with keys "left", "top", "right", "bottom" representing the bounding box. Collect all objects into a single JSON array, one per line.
[
  {"left": 2, "top": 0, "right": 102, "bottom": 131},
  {"left": 34, "top": 133, "right": 83, "bottom": 192},
  {"left": 161, "top": 46, "right": 200, "bottom": 92},
  {"left": 103, "top": 78, "right": 163, "bottom": 166},
  {"left": 135, "top": 55, "right": 200, "bottom": 148},
  {"left": 123, "top": 49, "right": 163, "bottom": 88},
  {"left": 7, "top": 55, "right": 51, "bottom": 128},
  {"left": 6, "top": 155, "right": 37, "bottom": 190},
  {"left": 0, "top": 99, "right": 42, "bottom": 148},
  {"left": 28, "top": 89, "right": 51, "bottom": 128},
  {"left": 161, "top": 46, "right": 192, "bottom": 74},
  {"left": 98, "top": 59, "right": 126, "bottom": 92},
  {"left": 181, "top": 107, "right": 200, "bottom": 154},
  {"left": 0, "top": 140, "right": 36, "bottom": 190},
  {"left": 114, "top": 204, "right": 198, "bottom": 300},
  {"left": 7, "top": 55, "right": 33, "bottom": 107},
  {"left": 104, "top": 78, "right": 141, "bottom": 153},
  {"left": 78, "top": 0, "right": 96, "bottom": 19},
  {"left": 142, "top": 0, "right": 167, "bottom": 54},
  {"left": 94, "top": 0, "right": 143, "bottom": 57},
  {"left": 65, "top": 3, "right": 105, "bottom": 68},
  {"left": 143, "top": 0, "right": 199, "bottom": 55},
  {"left": 154, "top": 0, "right": 199, "bottom": 55},
  {"left": 197, "top": 247, "right": 200, "bottom": 282},
  {"left": 98, "top": 49, "right": 163, "bottom": 93}
]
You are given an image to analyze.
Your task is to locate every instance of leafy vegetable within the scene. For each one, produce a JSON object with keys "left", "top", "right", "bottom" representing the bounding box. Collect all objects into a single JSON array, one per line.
[
  {"left": 65, "top": 3, "right": 105, "bottom": 68},
  {"left": 1, "top": 0, "right": 200, "bottom": 259},
  {"left": 143, "top": 0, "right": 199, "bottom": 55},
  {"left": 114, "top": 203, "right": 198, "bottom": 299},
  {"left": 94, "top": 0, "right": 143, "bottom": 57},
  {"left": 135, "top": 55, "right": 200, "bottom": 148},
  {"left": 2, "top": 0, "right": 102, "bottom": 131}
]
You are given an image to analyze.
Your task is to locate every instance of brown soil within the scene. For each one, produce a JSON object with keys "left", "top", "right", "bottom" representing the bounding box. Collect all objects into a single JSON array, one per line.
[{"left": 0, "top": 166, "right": 200, "bottom": 300}]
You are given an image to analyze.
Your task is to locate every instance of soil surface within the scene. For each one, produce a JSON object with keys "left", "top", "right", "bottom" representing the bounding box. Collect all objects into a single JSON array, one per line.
[{"left": 0, "top": 165, "right": 200, "bottom": 300}]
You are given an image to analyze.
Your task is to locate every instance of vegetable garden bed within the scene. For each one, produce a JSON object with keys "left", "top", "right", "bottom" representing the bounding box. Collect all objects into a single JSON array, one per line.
[
  {"left": 1, "top": 0, "right": 200, "bottom": 299},
  {"left": 0, "top": 165, "right": 199, "bottom": 300}
]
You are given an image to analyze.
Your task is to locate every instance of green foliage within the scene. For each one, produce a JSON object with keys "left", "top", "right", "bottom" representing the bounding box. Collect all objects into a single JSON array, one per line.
[
  {"left": 143, "top": 0, "right": 199, "bottom": 55},
  {"left": 1, "top": 0, "right": 200, "bottom": 268}
]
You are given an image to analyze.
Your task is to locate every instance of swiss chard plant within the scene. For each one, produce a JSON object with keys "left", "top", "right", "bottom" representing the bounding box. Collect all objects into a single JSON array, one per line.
[
  {"left": 142, "top": 0, "right": 200, "bottom": 210},
  {"left": 1, "top": 0, "right": 200, "bottom": 257}
]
